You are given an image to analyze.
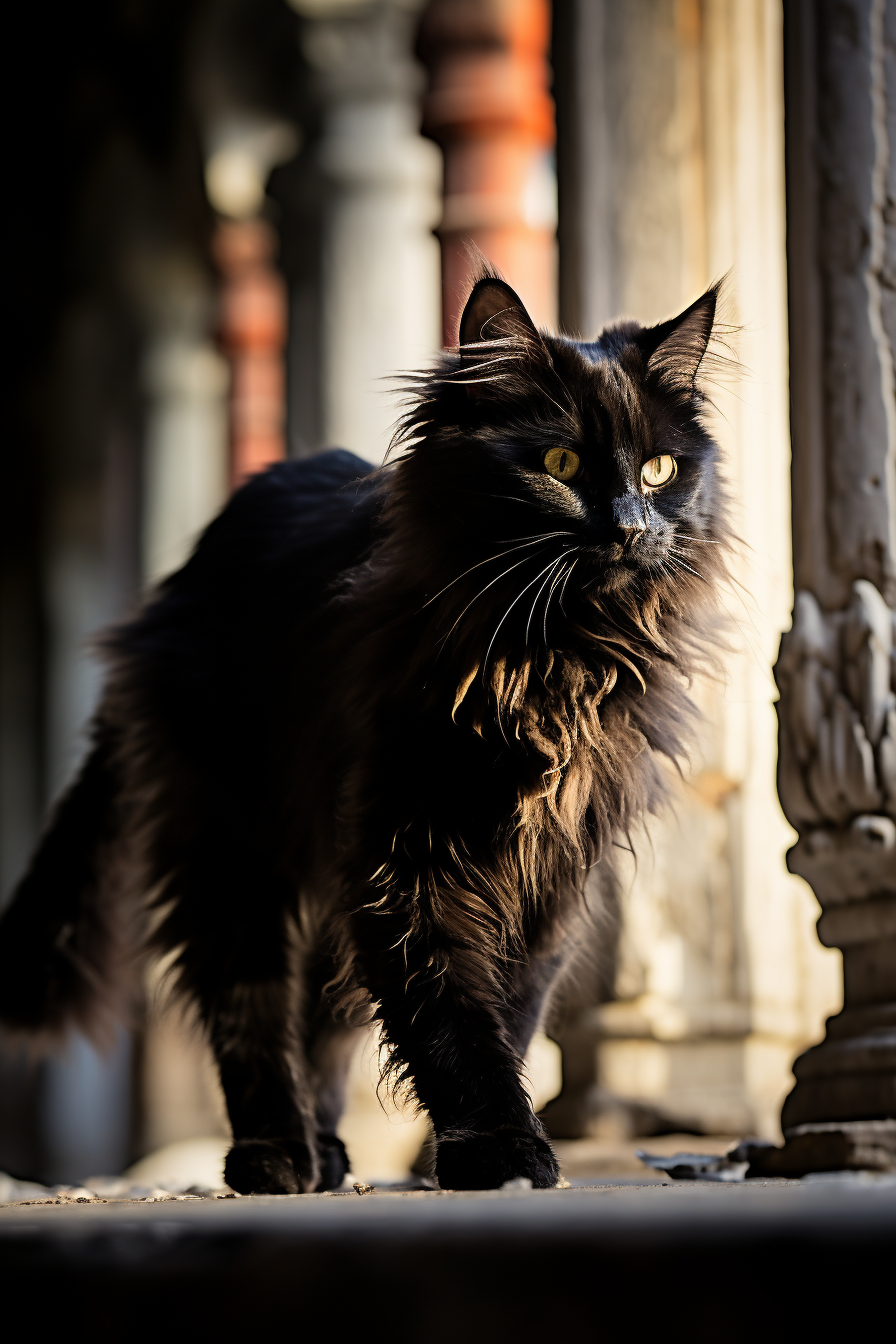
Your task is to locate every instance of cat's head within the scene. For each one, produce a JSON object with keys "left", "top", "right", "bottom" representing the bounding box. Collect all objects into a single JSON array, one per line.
[
  {"left": 394, "top": 271, "right": 728, "bottom": 670},
  {"left": 400, "top": 271, "right": 730, "bottom": 588}
]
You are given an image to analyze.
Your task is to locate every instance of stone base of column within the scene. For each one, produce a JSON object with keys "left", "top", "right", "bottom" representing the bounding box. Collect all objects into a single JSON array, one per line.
[
  {"left": 760, "top": 814, "right": 896, "bottom": 1174},
  {"left": 746, "top": 1001, "right": 896, "bottom": 1175},
  {"left": 780, "top": 1003, "right": 896, "bottom": 1126},
  {"left": 746, "top": 1119, "right": 896, "bottom": 1177}
]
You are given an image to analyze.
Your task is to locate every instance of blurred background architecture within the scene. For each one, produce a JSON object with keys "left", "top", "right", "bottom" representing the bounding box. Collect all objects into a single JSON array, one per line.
[{"left": 4, "top": 0, "right": 893, "bottom": 1187}]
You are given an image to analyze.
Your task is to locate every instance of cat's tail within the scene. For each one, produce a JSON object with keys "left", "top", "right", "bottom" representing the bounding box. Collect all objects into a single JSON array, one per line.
[{"left": 0, "top": 721, "right": 131, "bottom": 1046}]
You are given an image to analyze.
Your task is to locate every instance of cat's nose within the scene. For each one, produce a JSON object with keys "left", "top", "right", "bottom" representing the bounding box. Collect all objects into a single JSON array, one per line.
[
  {"left": 616, "top": 522, "right": 646, "bottom": 548},
  {"left": 611, "top": 496, "right": 647, "bottom": 547}
]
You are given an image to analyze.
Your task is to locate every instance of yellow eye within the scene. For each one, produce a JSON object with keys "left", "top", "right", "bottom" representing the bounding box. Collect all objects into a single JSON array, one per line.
[
  {"left": 641, "top": 455, "right": 677, "bottom": 488},
  {"left": 544, "top": 447, "right": 581, "bottom": 482}
]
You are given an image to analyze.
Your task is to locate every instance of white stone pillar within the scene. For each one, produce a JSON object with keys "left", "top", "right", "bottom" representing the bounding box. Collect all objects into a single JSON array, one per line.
[
  {"left": 140, "top": 281, "right": 229, "bottom": 583},
  {"left": 294, "top": 0, "right": 442, "bottom": 461}
]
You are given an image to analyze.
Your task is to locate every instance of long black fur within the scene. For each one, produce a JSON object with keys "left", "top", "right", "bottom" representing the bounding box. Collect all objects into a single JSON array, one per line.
[{"left": 0, "top": 274, "right": 729, "bottom": 1192}]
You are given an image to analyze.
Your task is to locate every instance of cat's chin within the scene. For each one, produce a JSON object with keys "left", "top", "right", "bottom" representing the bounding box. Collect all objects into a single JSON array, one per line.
[{"left": 583, "top": 560, "right": 640, "bottom": 596}]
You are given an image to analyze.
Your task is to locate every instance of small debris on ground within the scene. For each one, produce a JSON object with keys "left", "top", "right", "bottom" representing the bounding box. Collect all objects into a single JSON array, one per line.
[
  {"left": 637, "top": 1148, "right": 749, "bottom": 1182},
  {"left": 0, "top": 1170, "right": 235, "bottom": 1207}
]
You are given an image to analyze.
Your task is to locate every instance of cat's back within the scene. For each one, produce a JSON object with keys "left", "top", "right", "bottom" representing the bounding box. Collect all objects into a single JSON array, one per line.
[
  {"left": 181, "top": 448, "right": 378, "bottom": 593},
  {"left": 132, "top": 448, "right": 376, "bottom": 622},
  {"left": 107, "top": 449, "right": 379, "bottom": 736}
]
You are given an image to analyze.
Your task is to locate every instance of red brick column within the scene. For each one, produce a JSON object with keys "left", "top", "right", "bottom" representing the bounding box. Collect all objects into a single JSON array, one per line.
[
  {"left": 212, "top": 219, "right": 287, "bottom": 488},
  {"left": 418, "top": 0, "right": 556, "bottom": 345}
]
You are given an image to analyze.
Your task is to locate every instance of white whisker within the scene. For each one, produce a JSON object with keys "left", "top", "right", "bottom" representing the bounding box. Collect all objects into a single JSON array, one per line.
[
  {"left": 437, "top": 549, "right": 551, "bottom": 649},
  {"left": 667, "top": 553, "right": 707, "bottom": 584},
  {"left": 559, "top": 557, "right": 580, "bottom": 613},
  {"left": 543, "top": 553, "right": 576, "bottom": 645},
  {"left": 482, "top": 559, "right": 562, "bottom": 684},
  {"left": 419, "top": 533, "right": 574, "bottom": 611},
  {"left": 474, "top": 493, "right": 553, "bottom": 509},
  {"left": 525, "top": 556, "right": 566, "bottom": 647}
]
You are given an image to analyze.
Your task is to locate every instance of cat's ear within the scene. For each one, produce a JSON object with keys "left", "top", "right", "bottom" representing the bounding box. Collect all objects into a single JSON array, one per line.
[
  {"left": 637, "top": 283, "right": 719, "bottom": 388},
  {"left": 459, "top": 276, "right": 540, "bottom": 354}
]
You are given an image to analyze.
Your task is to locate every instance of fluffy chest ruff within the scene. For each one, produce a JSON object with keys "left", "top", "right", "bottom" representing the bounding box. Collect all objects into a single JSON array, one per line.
[{"left": 336, "top": 562, "right": 688, "bottom": 998}]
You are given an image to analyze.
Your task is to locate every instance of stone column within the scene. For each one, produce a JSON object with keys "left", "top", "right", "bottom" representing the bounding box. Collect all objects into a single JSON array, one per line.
[
  {"left": 140, "top": 270, "right": 229, "bottom": 583},
  {"left": 418, "top": 0, "right": 556, "bottom": 343},
  {"left": 289, "top": 0, "right": 442, "bottom": 461},
  {"left": 757, "top": 0, "right": 896, "bottom": 1175}
]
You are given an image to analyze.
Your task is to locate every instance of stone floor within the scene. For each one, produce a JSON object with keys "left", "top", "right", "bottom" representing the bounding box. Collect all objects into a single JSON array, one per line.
[
  {"left": 1, "top": 1171, "right": 893, "bottom": 1341},
  {"left": 0, "top": 1133, "right": 753, "bottom": 1205}
]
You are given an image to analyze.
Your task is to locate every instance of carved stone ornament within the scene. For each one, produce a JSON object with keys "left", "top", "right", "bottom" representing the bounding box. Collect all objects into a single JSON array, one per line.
[
  {"left": 773, "top": 579, "right": 896, "bottom": 1139},
  {"left": 777, "top": 581, "right": 896, "bottom": 831}
]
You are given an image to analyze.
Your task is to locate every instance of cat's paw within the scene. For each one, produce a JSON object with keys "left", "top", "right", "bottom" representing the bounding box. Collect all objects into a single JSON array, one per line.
[
  {"left": 435, "top": 1127, "right": 559, "bottom": 1191},
  {"left": 224, "top": 1137, "right": 318, "bottom": 1195},
  {"left": 315, "top": 1132, "right": 350, "bottom": 1191}
]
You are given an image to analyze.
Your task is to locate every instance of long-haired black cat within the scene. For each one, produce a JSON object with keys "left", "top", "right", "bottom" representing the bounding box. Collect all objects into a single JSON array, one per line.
[{"left": 0, "top": 272, "right": 727, "bottom": 1193}]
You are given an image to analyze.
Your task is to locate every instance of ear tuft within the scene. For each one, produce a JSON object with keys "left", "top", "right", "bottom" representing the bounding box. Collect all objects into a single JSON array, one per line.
[
  {"left": 638, "top": 283, "right": 720, "bottom": 388},
  {"left": 459, "top": 276, "right": 539, "bottom": 353}
]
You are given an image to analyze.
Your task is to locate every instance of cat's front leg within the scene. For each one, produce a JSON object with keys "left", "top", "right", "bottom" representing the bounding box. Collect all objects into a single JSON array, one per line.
[{"left": 349, "top": 885, "right": 560, "bottom": 1191}]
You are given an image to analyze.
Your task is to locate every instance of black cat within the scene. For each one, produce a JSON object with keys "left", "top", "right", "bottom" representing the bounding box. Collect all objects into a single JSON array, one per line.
[{"left": 0, "top": 273, "right": 728, "bottom": 1193}]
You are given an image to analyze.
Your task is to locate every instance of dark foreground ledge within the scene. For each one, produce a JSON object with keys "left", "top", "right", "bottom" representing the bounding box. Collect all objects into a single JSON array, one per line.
[{"left": 1, "top": 1181, "right": 894, "bottom": 1340}]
